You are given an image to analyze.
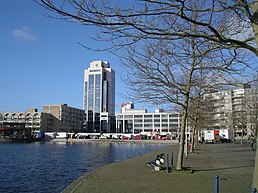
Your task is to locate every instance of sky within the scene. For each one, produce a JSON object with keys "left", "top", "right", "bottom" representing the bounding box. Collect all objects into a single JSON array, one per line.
[{"left": 0, "top": 0, "right": 154, "bottom": 113}]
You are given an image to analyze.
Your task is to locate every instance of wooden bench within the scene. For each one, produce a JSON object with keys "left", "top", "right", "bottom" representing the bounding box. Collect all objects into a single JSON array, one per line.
[{"left": 147, "top": 153, "right": 165, "bottom": 171}]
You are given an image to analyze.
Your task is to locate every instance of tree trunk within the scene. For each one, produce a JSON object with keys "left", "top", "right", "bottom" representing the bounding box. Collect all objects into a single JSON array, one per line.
[
  {"left": 194, "top": 129, "right": 198, "bottom": 148},
  {"left": 176, "top": 107, "right": 187, "bottom": 170},
  {"left": 190, "top": 127, "right": 195, "bottom": 153},
  {"left": 252, "top": 127, "right": 258, "bottom": 189},
  {"left": 176, "top": 37, "right": 196, "bottom": 170},
  {"left": 241, "top": 124, "right": 244, "bottom": 145},
  {"left": 251, "top": 2, "right": 258, "bottom": 189}
]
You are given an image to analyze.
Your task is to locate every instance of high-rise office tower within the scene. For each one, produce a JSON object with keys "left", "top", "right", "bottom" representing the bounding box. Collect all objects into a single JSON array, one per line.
[{"left": 83, "top": 61, "right": 115, "bottom": 133}]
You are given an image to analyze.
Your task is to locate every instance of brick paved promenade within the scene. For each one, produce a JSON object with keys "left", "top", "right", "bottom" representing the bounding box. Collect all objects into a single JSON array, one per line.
[{"left": 63, "top": 141, "right": 255, "bottom": 193}]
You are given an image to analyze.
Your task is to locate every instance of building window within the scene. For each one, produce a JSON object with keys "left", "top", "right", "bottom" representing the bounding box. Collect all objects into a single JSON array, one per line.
[
  {"left": 169, "top": 114, "right": 179, "bottom": 118},
  {"left": 88, "top": 75, "right": 94, "bottom": 111},
  {"left": 84, "top": 82, "right": 88, "bottom": 110},
  {"left": 95, "top": 74, "right": 101, "bottom": 113},
  {"left": 102, "top": 80, "right": 108, "bottom": 112}
]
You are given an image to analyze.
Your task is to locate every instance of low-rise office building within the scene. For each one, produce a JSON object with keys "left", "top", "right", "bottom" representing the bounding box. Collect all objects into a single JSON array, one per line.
[
  {"left": 1, "top": 104, "right": 85, "bottom": 133},
  {"left": 116, "top": 103, "right": 181, "bottom": 138},
  {"left": 0, "top": 108, "right": 53, "bottom": 132},
  {"left": 43, "top": 104, "right": 85, "bottom": 132}
]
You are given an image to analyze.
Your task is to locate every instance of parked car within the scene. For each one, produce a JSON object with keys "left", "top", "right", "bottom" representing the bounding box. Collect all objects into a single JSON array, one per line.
[
  {"left": 99, "top": 135, "right": 108, "bottom": 139},
  {"left": 112, "top": 134, "right": 121, "bottom": 139},
  {"left": 155, "top": 134, "right": 167, "bottom": 140},
  {"left": 134, "top": 135, "right": 141, "bottom": 140},
  {"left": 159, "top": 135, "right": 167, "bottom": 140},
  {"left": 121, "top": 135, "right": 130, "bottom": 140}
]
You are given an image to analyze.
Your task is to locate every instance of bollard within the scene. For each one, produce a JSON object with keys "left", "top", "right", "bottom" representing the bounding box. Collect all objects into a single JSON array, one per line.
[
  {"left": 166, "top": 154, "right": 169, "bottom": 173},
  {"left": 215, "top": 176, "right": 219, "bottom": 193},
  {"left": 252, "top": 188, "right": 257, "bottom": 193},
  {"left": 171, "top": 152, "right": 174, "bottom": 168}
]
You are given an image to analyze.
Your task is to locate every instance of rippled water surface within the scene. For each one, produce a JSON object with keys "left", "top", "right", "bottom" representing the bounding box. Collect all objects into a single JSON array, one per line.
[{"left": 0, "top": 142, "right": 167, "bottom": 193}]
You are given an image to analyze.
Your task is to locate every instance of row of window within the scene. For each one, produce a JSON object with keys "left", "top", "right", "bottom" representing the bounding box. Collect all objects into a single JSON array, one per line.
[
  {"left": 133, "top": 129, "right": 177, "bottom": 133},
  {"left": 133, "top": 123, "right": 179, "bottom": 127},
  {"left": 117, "top": 114, "right": 179, "bottom": 119},
  {"left": 0, "top": 117, "right": 42, "bottom": 121}
]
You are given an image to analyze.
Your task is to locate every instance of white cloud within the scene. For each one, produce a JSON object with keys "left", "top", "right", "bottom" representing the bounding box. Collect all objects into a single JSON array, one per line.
[{"left": 11, "top": 26, "right": 37, "bottom": 42}]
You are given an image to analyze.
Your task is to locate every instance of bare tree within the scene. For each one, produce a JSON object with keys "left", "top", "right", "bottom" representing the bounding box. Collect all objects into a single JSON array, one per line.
[
  {"left": 188, "top": 80, "right": 211, "bottom": 153},
  {"left": 120, "top": 29, "right": 246, "bottom": 168},
  {"left": 35, "top": 0, "right": 258, "bottom": 54},
  {"left": 188, "top": 81, "right": 233, "bottom": 153},
  {"left": 35, "top": 0, "right": 258, "bottom": 184},
  {"left": 188, "top": 95, "right": 203, "bottom": 153}
]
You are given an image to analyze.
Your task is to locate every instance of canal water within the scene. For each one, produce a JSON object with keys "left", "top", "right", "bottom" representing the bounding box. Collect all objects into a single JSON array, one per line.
[{"left": 0, "top": 142, "right": 167, "bottom": 193}]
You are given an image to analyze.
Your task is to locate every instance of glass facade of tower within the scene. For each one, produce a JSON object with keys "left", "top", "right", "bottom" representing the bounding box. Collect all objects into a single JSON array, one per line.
[
  {"left": 83, "top": 61, "right": 115, "bottom": 133},
  {"left": 103, "top": 80, "right": 108, "bottom": 112},
  {"left": 88, "top": 75, "right": 94, "bottom": 111},
  {"left": 95, "top": 74, "right": 101, "bottom": 113}
]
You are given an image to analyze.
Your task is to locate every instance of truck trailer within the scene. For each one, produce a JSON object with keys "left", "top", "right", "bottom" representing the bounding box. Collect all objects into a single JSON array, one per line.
[
  {"left": 204, "top": 129, "right": 215, "bottom": 143},
  {"left": 202, "top": 129, "right": 233, "bottom": 143},
  {"left": 219, "top": 129, "right": 233, "bottom": 143}
]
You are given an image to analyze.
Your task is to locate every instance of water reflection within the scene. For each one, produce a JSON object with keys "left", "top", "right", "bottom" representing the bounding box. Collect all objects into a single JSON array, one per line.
[{"left": 0, "top": 142, "right": 167, "bottom": 193}]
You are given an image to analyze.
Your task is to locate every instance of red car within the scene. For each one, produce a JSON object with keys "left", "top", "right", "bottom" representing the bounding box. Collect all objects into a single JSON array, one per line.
[
  {"left": 121, "top": 135, "right": 130, "bottom": 140},
  {"left": 134, "top": 135, "right": 141, "bottom": 140}
]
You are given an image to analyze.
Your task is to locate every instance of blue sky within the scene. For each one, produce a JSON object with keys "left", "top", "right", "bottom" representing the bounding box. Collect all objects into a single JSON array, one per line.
[{"left": 0, "top": 0, "right": 142, "bottom": 113}]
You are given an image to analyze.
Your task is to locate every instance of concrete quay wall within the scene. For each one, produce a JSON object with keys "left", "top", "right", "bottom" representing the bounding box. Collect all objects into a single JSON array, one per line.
[{"left": 50, "top": 138, "right": 179, "bottom": 144}]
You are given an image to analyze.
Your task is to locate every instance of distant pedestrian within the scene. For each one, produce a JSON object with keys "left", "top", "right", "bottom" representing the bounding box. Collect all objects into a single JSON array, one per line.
[{"left": 249, "top": 134, "right": 256, "bottom": 151}]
